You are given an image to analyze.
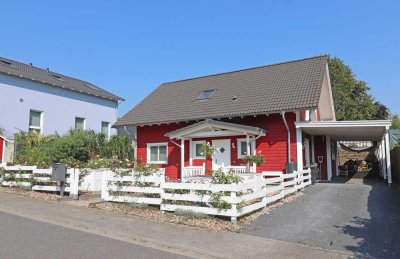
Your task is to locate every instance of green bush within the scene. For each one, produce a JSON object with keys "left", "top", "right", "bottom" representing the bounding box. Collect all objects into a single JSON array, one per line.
[{"left": 14, "top": 130, "right": 134, "bottom": 167}]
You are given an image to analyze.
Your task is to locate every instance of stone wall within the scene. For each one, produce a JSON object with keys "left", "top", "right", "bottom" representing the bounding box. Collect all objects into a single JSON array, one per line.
[{"left": 338, "top": 147, "right": 371, "bottom": 164}]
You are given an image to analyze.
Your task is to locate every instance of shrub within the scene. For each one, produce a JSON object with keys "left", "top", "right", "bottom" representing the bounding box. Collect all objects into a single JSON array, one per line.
[{"left": 14, "top": 130, "right": 134, "bottom": 167}]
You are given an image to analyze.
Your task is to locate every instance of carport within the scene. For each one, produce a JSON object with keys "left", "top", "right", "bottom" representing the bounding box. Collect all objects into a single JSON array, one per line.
[{"left": 295, "top": 120, "right": 392, "bottom": 185}]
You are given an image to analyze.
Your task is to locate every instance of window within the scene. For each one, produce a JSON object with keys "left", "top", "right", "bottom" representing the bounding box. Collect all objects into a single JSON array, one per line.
[
  {"left": 197, "top": 90, "right": 215, "bottom": 100},
  {"left": 29, "top": 110, "right": 43, "bottom": 134},
  {"left": 192, "top": 141, "right": 206, "bottom": 159},
  {"left": 75, "top": 117, "right": 86, "bottom": 130},
  {"left": 50, "top": 74, "right": 66, "bottom": 82},
  {"left": 147, "top": 143, "right": 168, "bottom": 164},
  {"left": 101, "top": 121, "right": 110, "bottom": 138},
  {"left": 237, "top": 139, "right": 256, "bottom": 158}
]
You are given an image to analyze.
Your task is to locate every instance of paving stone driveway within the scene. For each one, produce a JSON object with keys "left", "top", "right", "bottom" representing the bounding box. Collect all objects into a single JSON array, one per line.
[{"left": 242, "top": 176, "right": 400, "bottom": 258}]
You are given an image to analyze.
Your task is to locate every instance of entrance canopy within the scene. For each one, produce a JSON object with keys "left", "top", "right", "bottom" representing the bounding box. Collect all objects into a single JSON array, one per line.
[
  {"left": 296, "top": 120, "right": 391, "bottom": 141},
  {"left": 165, "top": 119, "right": 266, "bottom": 139}
]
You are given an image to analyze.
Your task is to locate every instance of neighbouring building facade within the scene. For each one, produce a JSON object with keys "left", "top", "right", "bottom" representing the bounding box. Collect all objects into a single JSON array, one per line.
[
  {"left": 115, "top": 55, "right": 393, "bottom": 184},
  {"left": 0, "top": 56, "right": 123, "bottom": 138}
]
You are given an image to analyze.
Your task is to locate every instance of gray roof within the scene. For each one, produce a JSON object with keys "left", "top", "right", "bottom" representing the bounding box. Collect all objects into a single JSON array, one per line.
[
  {"left": 115, "top": 55, "right": 328, "bottom": 126},
  {"left": 0, "top": 56, "right": 123, "bottom": 101}
]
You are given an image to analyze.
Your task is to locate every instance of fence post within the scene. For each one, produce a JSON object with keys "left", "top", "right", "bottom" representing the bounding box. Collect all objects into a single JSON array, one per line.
[
  {"left": 69, "top": 168, "right": 80, "bottom": 200},
  {"left": 101, "top": 170, "right": 111, "bottom": 201},
  {"left": 230, "top": 182, "right": 237, "bottom": 224},
  {"left": 160, "top": 169, "right": 165, "bottom": 212}
]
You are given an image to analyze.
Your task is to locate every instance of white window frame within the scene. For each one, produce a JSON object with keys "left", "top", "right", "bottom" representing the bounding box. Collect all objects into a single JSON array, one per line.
[
  {"left": 191, "top": 140, "right": 206, "bottom": 159},
  {"left": 237, "top": 138, "right": 256, "bottom": 158},
  {"left": 147, "top": 142, "right": 168, "bottom": 164},
  {"left": 29, "top": 110, "right": 43, "bottom": 134},
  {"left": 75, "top": 117, "right": 86, "bottom": 130}
]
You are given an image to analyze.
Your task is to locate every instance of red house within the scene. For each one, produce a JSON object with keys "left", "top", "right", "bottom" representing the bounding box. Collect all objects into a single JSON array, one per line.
[{"left": 115, "top": 55, "right": 393, "bottom": 184}]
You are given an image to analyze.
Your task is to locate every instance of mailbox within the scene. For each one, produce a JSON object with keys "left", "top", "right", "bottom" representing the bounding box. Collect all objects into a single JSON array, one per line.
[{"left": 52, "top": 163, "right": 67, "bottom": 182}]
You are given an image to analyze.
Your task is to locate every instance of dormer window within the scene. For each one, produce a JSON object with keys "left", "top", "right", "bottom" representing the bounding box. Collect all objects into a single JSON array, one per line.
[
  {"left": 197, "top": 90, "right": 215, "bottom": 100},
  {"left": 50, "top": 74, "right": 66, "bottom": 82},
  {"left": 0, "top": 59, "right": 18, "bottom": 69}
]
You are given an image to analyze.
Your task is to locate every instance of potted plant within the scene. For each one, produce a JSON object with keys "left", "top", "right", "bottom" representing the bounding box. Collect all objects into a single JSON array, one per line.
[
  {"left": 199, "top": 142, "right": 216, "bottom": 176},
  {"left": 242, "top": 154, "right": 265, "bottom": 172}
]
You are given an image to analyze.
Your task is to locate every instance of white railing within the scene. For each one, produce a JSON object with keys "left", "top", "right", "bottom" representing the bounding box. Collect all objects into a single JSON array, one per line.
[
  {"left": 223, "top": 166, "right": 255, "bottom": 174},
  {"left": 103, "top": 168, "right": 312, "bottom": 223},
  {"left": 182, "top": 163, "right": 206, "bottom": 178},
  {"left": 0, "top": 166, "right": 80, "bottom": 198}
]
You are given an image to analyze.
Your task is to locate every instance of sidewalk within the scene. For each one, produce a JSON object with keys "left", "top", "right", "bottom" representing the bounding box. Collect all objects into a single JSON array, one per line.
[{"left": 0, "top": 192, "right": 354, "bottom": 259}]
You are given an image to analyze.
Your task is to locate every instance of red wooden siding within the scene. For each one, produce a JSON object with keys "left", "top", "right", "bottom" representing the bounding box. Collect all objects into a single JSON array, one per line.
[
  {"left": 136, "top": 113, "right": 298, "bottom": 180},
  {"left": 313, "top": 135, "right": 327, "bottom": 180}
]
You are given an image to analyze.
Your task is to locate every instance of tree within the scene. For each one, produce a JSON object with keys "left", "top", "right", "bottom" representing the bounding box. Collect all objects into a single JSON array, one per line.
[
  {"left": 328, "top": 58, "right": 388, "bottom": 120},
  {"left": 373, "top": 101, "right": 389, "bottom": 120},
  {"left": 391, "top": 115, "right": 400, "bottom": 129}
]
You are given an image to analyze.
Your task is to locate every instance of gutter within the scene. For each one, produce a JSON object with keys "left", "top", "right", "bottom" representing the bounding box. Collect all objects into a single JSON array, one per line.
[{"left": 281, "top": 112, "right": 291, "bottom": 163}]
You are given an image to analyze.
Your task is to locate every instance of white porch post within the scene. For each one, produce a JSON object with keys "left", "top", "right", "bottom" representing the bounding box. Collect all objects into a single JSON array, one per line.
[
  {"left": 381, "top": 138, "right": 387, "bottom": 179},
  {"left": 311, "top": 135, "right": 315, "bottom": 164},
  {"left": 296, "top": 128, "right": 303, "bottom": 170},
  {"left": 384, "top": 129, "right": 392, "bottom": 185},
  {"left": 335, "top": 141, "right": 339, "bottom": 177},
  {"left": 189, "top": 139, "right": 193, "bottom": 166},
  {"left": 326, "top": 135, "right": 332, "bottom": 180},
  {"left": 252, "top": 137, "right": 256, "bottom": 173},
  {"left": 246, "top": 135, "right": 250, "bottom": 172},
  {"left": 180, "top": 138, "right": 185, "bottom": 180}
]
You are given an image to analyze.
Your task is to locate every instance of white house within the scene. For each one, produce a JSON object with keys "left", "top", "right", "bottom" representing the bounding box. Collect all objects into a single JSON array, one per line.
[{"left": 0, "top": 56, "right": 123, "bottom": 138}]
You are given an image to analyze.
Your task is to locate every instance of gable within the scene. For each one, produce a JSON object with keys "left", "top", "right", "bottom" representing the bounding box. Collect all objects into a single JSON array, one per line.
[{"left": 318, "top": 65, "right": 336, "bottom": 121}]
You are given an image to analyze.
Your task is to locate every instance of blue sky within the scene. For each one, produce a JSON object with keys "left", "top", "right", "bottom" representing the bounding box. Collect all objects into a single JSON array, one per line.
[{"left": 1, "top": 1, "right": 399, "bottom": 116}]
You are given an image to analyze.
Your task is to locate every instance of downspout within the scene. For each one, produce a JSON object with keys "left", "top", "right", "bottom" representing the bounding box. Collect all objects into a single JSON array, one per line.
[{"left": 281, "top": 112, "right": 291, "bottom": 163}]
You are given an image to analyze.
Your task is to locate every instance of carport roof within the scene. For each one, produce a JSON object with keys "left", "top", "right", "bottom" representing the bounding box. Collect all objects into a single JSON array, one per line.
[{"left": 296, "top": 120, "right": 391, "bottom": 141}]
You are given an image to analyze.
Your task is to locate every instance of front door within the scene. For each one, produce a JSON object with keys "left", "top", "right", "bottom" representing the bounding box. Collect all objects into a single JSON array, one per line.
[{"left": 212, "top": 139, "right": 231, "bottom": 170}]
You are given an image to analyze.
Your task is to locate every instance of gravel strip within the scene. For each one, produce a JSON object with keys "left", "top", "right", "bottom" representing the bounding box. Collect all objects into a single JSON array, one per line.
[
  {"left": 94, "top": 192, "right": 304, "bottom": 232},
  {"left": 0, "top": 187, "right": 60, "bottom": 201},
  {"left": 94, "top": 202, "right": 242, "bottom": 232}
]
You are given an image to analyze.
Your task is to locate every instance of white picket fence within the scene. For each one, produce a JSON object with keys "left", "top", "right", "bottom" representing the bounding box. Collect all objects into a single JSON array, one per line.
[
  {"left": 101, "top": 169, "right": 164, "bottom": 205},
  {"left": 0, "top": 166, "right": 80, "bottom": 198},
  {"left": 102, "top": 169, "right": 312, "bottom": 223}
]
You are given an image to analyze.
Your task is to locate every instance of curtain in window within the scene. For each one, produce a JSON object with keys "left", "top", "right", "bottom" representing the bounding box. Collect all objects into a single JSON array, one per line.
[
  {"left": 150, "top": 146, "right": 158, "bottom": 161},
  {"left": 195, "top": 143, "right": 203, "bottom": 157},
  {"left": 75, "top": 118, "right": 85, "bottom": 130},
  {"left": 29, "top": 111, "right": 41, "bottom": 127},
  {"left": 159, "top": 145, "right": 167, "bottom": 161},
  {"left": 240, "top": 141, "right": 247, "bottom": 156},
  {"left": 101, "top": 122, "right": 109, "bottom": 136}
]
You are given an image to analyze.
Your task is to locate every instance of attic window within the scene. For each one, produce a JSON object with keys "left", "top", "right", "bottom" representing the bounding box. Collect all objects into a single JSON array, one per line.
[
  {"left": 0, "top": 59, "right": 17, "bottom": 69},
  {"left": 50, "top": 74, "right": 66, "bottom": 82},
  {"left": 197, "top": 90, "right": 215, "bottom": 100},
  {"left": 84, "top": 82, "right": 101, "bottom": 91}
]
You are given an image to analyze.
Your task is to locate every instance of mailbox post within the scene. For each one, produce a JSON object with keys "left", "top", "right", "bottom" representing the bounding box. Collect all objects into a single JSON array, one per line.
[{"left": 52, "top": 163, "right": 67, "bottom": 196}]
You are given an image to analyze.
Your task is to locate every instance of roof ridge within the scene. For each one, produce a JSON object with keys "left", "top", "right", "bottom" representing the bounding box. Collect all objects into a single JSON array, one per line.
[
  {"left": 0, "top": 55, "right": 94, "bottom": 85},
  {"left": 161, "top": 54, "right": 329, "bottom": 86},
  {"left": 0, "top": 55, "right": 123, "bottom": 101}
]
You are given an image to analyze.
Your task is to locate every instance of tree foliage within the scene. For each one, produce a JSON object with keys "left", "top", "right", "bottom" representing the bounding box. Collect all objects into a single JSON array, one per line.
[
  {"left": 328, "top": 58, "right": 389, "bottom": 121},
  {"left": 391, "top": 115, "right": 400, "bottom": 129}
]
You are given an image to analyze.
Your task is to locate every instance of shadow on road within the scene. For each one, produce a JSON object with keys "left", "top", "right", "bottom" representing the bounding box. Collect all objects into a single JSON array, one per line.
[{"left": 337, "top": 173, "right": 400, "bottom": 258}]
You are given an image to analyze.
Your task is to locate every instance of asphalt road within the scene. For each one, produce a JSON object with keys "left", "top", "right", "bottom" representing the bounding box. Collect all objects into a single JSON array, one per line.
[
  {"left": 0, "top": 211, "right": 189, "bottom": 259},
  {"left": 242, "top": 176, "right": 400, "bottom": 258}
]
